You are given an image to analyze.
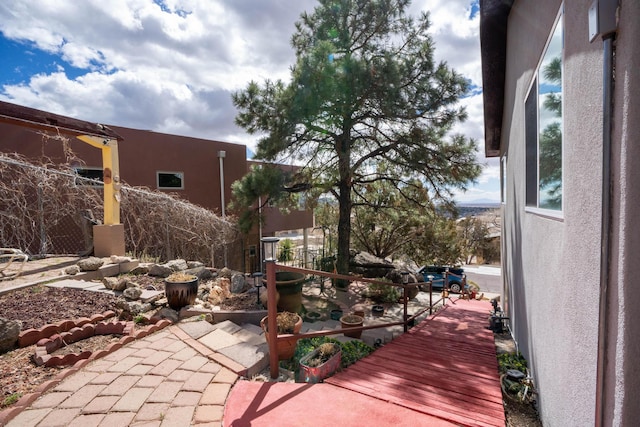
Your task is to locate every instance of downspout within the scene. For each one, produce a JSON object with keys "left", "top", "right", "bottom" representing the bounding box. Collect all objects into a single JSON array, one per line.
[
  {"left": 591, "top": 0, "right": 618, "bottom": 424},
  {"left": 594, "top": 34, "right": 613, "bottom": 427},
  {"left": 218, "top": 151, "right": 228, "bottom": 266}
]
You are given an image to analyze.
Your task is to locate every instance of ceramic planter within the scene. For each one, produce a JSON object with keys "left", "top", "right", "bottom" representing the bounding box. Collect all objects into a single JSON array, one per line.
[
  {"left": 371, "top": 305, "right": 384, "bottom": 317},
  {"left": 264, "top": 271, "right": 305, "bottom": 313},
  {"left": 299, "top": 344, "right": 342, "bottom": 383},
  {"left": 164, "top": 274, "right": 198, "bottom": 310},
  {"left": 330, "top": 309, "right": 343, "bottom": 320}
]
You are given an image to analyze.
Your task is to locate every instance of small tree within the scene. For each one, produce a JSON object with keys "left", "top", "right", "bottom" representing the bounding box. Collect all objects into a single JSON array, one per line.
[
  {"left": 458, "top": 216, "right": 490, "bottom": 264},
  {"left": 278, "top": 238, "right": 295, "bottom": 262}
]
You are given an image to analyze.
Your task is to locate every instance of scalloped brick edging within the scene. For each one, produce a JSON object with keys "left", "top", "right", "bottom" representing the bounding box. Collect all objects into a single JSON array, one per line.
[
  {"left": 33, "top": 320, "right": 136, "bottom": 367},
  {"left": 0, "top": 318, "right": 173, "bottom": 426},
  {"left": 17, "top": 310, "right": 118, "bottom": 347}
]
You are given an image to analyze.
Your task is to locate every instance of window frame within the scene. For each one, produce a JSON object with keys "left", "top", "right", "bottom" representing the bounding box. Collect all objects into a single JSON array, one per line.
[
  {"left": 524, "top": 8, "right": 564, "bottom": 220},
  {"left": 157, "top": 171, "right": 185, "bottom": 190}
]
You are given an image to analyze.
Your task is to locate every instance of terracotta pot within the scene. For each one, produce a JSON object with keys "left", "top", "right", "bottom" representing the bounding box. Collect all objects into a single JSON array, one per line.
[
  {"left": 164, "top": 276, "right": 198, "bottom": 310},
  {"left": 261, "top": 314, "right": 303, "bottom": 360},
  {"left": 340, "top": 314, "right": 364, "bottom": 339}
]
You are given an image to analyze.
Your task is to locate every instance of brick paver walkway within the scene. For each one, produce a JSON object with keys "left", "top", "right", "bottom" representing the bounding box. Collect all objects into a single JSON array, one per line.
[{"left": 4, "top": 325, "right": 237, "bottom": 427}]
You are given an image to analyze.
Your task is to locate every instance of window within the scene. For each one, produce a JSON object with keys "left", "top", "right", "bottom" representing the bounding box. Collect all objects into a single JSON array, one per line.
[
  {"left": 157, "top": 171, "right": 184, "bottom": 189},
  {"left": 526, "top": 12, "right": 563, "bottom": 212},
  {"left": 74, "top": 167, "right": 103, "bottom": 186},
  {"left": 501, "top": 155, "right": 507, "bottom": 204}
]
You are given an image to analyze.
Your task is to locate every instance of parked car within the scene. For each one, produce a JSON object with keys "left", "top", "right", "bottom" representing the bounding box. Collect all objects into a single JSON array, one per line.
[{"left": 418, "top": 265, "right": 466, "bottom": 293}]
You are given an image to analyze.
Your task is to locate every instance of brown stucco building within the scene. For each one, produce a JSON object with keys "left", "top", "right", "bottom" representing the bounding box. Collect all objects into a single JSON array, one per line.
[{"left": 0, "top": 101, "right": 313, "bottom": 270}]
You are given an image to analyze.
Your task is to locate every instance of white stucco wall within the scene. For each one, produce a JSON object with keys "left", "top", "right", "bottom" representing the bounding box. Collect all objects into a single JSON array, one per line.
[
  {"left": 501, "top": 0, "right": 606, "bottom": 425},
  {"left": 606, "top": 0, "right": 640, "bottom": 424}
]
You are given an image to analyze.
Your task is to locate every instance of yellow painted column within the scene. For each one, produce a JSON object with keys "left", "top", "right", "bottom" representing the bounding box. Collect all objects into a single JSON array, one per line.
[{"left": 76, "top": 135, "right": 121, "bottom": 225}]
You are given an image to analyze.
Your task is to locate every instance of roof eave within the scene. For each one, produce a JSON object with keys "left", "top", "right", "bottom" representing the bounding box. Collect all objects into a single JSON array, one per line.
[
  {"left": 0, "top": 100, "right": 123, "bottom": 141},
  {"left": 480, "top": 0, "right": 513, "bottom": 158}
]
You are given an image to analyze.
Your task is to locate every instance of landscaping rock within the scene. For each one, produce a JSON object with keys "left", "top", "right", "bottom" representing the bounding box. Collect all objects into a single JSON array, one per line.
[
  {"left": 187, "top": 261, "right": 204, "bottom": 269},
  {"left": 129, "top": 264, "right": 150, "bottom": 275},
  {"left": 165, "top": 259, "right": 188, "bottom": 271},
  {"left": 184, "top": 266, "right": 213, "bottom": 281},
  {"left": 77, "top": 256, "right": 104, "bottom": 271},
  {"left": 230, "top": 273, "right": 248, "bottom": 294},
  {"left": 110, "top": 255, "right": 132, "bottom": 264},
  {"left": 102, "top": 277, "right": 118, "bottom": 290},
  {"left": 0, "top": 317, "right": 21, "bottom": 354},
  {"left": 350, "top": 251, "right": 395, "bottom": 278},
  {"left": 64, "top": 265, "right": 80, "bottom": 275},
  {"left": 148, "top": 263, "right": 172, "bottom": 277},
  {"left": 123, "top": 287, "right": 143, "bottom": 301},
  {"left": 150, "top": 307, "right": 180, "bottom": 324}
]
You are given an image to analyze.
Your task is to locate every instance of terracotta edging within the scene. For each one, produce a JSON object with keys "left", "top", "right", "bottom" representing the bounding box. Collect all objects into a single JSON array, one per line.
[
  {"left": 0, "top": 317, "right": 172, "bottom": 426},
  {"left": 18, "top": 310, "right": 117, "bottom": 347}
]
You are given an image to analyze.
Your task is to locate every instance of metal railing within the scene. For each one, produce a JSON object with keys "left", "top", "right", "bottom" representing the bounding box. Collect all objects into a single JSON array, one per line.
[{"left": 263, "top": 261, "right": 450, "bottom": 379}]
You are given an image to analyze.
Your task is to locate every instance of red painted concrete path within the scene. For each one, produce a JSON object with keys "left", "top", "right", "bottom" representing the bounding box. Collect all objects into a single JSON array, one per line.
[{"left": 224, "top": 299, "right": 505, "bottom": 427}]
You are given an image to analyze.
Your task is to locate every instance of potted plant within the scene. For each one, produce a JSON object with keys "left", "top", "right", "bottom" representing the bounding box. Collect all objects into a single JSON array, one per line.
[
  {"left": 339, "top": 313, "right": 364, "bottom": 339},
  {"left": 299, "top": 342, "right": 342, "bottom": 383},
  {"left": 261, "top": 311, "right": 303, "bottom": 360},
  {"left": 164, "top": 272, "right": 198, "bottom": 310}
]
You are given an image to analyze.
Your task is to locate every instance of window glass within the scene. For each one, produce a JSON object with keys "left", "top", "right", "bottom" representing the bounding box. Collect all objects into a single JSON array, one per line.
[
  {"left": 74, "top": 167, "right": 103, "bottom": 186},
  {"left": 157, "top": 172, "right": 184, "bottom": 189},
  {"left": 501, "top": 155, "right": 507, "bottom": 204},
  {"left": 525, "top": 13, "right": 563, "bottom": 211},
  {"left": 538, "top": 18, "right": 563, "bottom": 210}
]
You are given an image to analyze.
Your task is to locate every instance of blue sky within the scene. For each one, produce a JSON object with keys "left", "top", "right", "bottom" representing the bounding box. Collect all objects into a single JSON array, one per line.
[{"left": 0, "top": 0, "right": 499, "bottom": 203}]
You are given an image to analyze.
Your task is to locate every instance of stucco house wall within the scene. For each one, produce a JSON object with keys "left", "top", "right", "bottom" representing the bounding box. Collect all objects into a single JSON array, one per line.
[
  {"left": 484, "top": 0, "right": 640, "bottom": 425},
  {"left": 0, "top": 110, "right": 314, "bottom": 269}
]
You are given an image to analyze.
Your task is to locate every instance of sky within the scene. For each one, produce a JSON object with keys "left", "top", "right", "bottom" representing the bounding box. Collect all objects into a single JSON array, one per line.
[{"left": 0, "top": 0, "right": 500, "bottom": 204}]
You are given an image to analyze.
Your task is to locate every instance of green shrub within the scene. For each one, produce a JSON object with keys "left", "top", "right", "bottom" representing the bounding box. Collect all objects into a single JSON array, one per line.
[
  {"left": 497, "top": 352, "right": 528, "bottom": 374},
  {"left": 365, "top": 280, "right": 400, "bottom": 303},
  {"left": 280, "top": 336, "right": 374, "bottom": 374},
  {"left": 2, "top": 393, "right": 21, "bottom": 408},
  {"left": 278, "top": 239, "right": 295, "bottom": 262}
]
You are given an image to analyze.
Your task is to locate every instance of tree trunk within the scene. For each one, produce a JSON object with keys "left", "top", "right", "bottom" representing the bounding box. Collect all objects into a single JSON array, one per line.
[
  {"left": 335, "top": 178, "right": 352, "bottom": 290},
  {"left": 335, "top": 134, "right": 352, "bottom": 290}
]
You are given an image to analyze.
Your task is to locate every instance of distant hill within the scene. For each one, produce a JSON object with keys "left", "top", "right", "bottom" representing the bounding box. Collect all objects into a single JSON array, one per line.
[
  {"left": 456, "top": 201, "right": 500, "bottom": 219},
  {"left": 458, "top": 199, "right": 500, "bottom": 207}
]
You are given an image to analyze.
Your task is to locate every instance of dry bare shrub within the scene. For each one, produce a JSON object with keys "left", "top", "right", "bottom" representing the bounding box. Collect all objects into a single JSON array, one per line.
[{"left": 0, "top": 152, "right": 239, "bottom": 266}]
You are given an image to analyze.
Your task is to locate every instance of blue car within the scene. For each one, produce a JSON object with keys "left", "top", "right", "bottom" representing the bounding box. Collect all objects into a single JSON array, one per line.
[{"left": 418, "top": 265, "right": 466, "bottom": 293}]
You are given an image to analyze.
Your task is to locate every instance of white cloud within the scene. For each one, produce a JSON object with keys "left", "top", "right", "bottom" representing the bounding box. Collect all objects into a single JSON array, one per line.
[{"left": 0, "top": 0, "right": 493, "bottom": 201}]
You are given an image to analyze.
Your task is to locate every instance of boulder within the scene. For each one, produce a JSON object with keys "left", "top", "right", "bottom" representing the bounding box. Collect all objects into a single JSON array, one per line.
[
  {"left": 165, "top": 259, "right": 188, "bottom": 271},
  {"left": 77, "top": 256, "right": 104, "bottom": 271},
  {"left": 123, "top": 287, "right": 143, "bottom": 301},
  {"left": 148, "top": 263, "right": 173, "bottom": 277},
  {"left": 110, "top": 255, "right": 132, "bottom": 264},
  {"left": 150, "top": 307, "right": 179, "bottom": 324},
  {"left": 184, "top": 266, "right": 213, "bottom": 281},
  {"left": 349, "top": 251, "right": 395, "bottom": 278},
  {"left": 0, "top": 317, "right": 21, "bottom": 354},
  {"left": 230, "top": 273, "right": 248, "bottom": 294},
  {"left": 129, "top": 264, "right": 150, "bottom": 275},
  {"left": 187, "top": 261, "right": 205, "bottom": 269},
  {"left": 64, "top": 265, "right": 80, "bottom": 275}
]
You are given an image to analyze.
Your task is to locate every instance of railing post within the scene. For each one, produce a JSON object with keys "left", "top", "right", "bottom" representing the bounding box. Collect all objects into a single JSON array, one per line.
[
  {"left": 429, "top": 280, "right": 433, "bottom": 315},
  {"left": 403, "top": 284, "right": 408, "bottom": 332},
  {"left": 266, "top": 260, "right": 279, "bottom": 379}
]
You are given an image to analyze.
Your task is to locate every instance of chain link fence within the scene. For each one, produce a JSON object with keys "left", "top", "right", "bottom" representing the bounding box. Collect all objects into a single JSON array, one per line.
[{"left": 0, "top": 154, "right": 241, "bottom": 268}]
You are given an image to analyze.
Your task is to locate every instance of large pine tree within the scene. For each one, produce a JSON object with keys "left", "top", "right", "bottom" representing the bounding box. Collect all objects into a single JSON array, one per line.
[{"left": 232, "top": 0, "right": 481, "bottom": 286}]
